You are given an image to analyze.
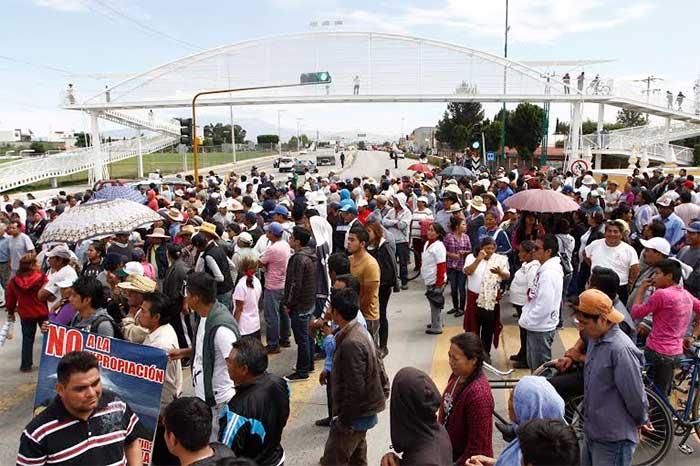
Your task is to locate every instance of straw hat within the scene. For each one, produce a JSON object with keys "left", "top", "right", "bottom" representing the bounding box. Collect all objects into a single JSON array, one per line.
[
  {"left": 176, "top": 225, "right": 196, "bottom": 237},
  {"left": 147, "top": 227, "right": 170, "bottom": 239},
  {"left": 468, "top": 196, "right": 487, "bottom": 212},
  {"left": 444, "top": 184, "right": 462, "bottom": 196},
  {"left": 581, "top": 174, "right": 596, "bottom": 186},
  {"left": 167, "top": 208, "right": 184, "bottom": 222},
  {"left": 199, "top": 222, "right": 220, "bottom": 238},
  {"left": 117, "top": 274, "right": 157, "bottom": 293},
  {"left": 447, "top": 203, "right": 464, "bottom": 213},
  {"left": 228, "top": 199, "right": 245, "bottom": 212}
]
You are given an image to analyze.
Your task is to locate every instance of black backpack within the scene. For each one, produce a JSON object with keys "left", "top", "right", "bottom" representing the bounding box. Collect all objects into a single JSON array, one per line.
[{"left": 90, "top": 315, "right": 124, "bottom": 340}]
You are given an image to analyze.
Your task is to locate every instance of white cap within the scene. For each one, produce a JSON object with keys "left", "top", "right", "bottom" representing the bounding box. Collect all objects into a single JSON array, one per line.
[
  {"left": 640, "top": 237, "right": 671, "bottom": 256},
  {"left": 124, "top": 261, "right": 144, "bottom": 276}
]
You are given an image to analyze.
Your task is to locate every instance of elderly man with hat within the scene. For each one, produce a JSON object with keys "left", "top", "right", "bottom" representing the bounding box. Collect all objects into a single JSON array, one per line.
[
  {"left": 146, "top": 227, "right": 170, "bottom": 281},
  {"left": 166, "top": 207, "right": 185, "bottom": 238},
  {"left": 496, "top": 176, "right": 514, "bottom": 204},
  {"left": 118, "top": 274, "right": 158, "bottom": 344},
  {"left": 37, "top": 244, "right": 78, "bottom": 311},
  {"left": 176, "top": 224, "right": 197, "bottom": 268},
  {"left": 578, "top": 173, "right": 597, "bottom": 199},
  {"left": 603, "top": 179, "right": 622, "bottom": 214},
  {"left": 579, "top": 190, "right": 603, "bottom": 216},
  {"left": 435, "top": 192, "right": 459, "bottom": 232},
  {"left": 195, "top": 222, "right": 234, "bottom": 310},
  {"left": 576, "top": 288, "right": 648, "bottom": 466},
  {"left": 651, "top": 196, "right": 686, "bottom": 250},
  {"left": 382, "top": 194, "right": 412, "bottom": 290},
  {"left": 213, "top": 201, "right": 234, "bottom": 227}
]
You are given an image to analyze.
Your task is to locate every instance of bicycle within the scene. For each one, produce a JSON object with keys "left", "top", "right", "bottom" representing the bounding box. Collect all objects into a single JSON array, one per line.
[{"left": 563, "top": 341, "right": 700, "bottom": 466}]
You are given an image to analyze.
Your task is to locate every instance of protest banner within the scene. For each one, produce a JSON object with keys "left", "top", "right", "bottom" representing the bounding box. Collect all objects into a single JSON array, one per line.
[{"left": 33, "top": 323, "right": 167, "bottom": 465}]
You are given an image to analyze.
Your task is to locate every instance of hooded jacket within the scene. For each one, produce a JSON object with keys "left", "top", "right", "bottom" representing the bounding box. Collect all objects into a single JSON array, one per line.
[
  {"left": 283, "top": 246, "right": 317, "bottom": 313},
  {"left": 390, "top": 367, "right": 452, "bottom": 466},
  {"left": 219, "top": 372, "right": 290, "bottom": 466},
  {"left": 6, "top": 271, "right": 49, "bottom": 320}
]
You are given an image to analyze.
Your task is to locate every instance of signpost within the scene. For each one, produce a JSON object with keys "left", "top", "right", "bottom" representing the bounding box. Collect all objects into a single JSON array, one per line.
[
  {"left": 569, "top": 158, "right": 589, "bottom": 176},
  {"left": 486, "top": 151, "right": 496, "bottom": 162}
]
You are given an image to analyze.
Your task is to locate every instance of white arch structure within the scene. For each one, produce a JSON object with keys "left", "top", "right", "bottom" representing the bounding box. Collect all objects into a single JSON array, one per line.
[{"left": 2, "top": 31, "right": 699, "bottom": 193}]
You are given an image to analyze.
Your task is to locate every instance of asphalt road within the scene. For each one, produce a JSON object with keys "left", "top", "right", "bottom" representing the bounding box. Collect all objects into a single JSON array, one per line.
[{"left": 1, "top": 151, "right": 698, "bottom": 465}]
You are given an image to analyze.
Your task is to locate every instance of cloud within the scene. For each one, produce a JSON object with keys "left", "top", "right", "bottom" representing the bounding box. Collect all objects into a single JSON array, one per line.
[
  {"left": 34, "top": 0, "right": 86, "bottom": 12},
  {"left": 334, "top": 0, "right": 655, "bottom": 44}
]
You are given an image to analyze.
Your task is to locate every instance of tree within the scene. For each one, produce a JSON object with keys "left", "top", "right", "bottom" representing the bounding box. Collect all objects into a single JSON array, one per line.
[
  {"left": 257, "top": 134, "right": 279, "bottom": 144},
  {"left": 435, "top": 102, "right": 485, "bottom": 150},
  {"left": 203, "top": 123, "right": 246, "bottom": 145},
  {"left": 508, "top": 103, "right": 545, "bottom": 162},
  {"left": 358, "top": 141, "right": 367, "bottom": 150},
  {"left": 29, "top": 141, "right": 46, "bottom": 153},
  {"left": 616, "top": 109, "right": 648, "bottom": 127},
  {"left": 74, "top": 132, "right": 91, "bottom": 148},
  {"left": 694, "top": 144, "right": 700, "bottom": 167},
  {"left": 482, "top": 117, "right": 506, "bottom": 152},
  {"left": 554, "top": 118, "right": 569, "bottom": 135}
]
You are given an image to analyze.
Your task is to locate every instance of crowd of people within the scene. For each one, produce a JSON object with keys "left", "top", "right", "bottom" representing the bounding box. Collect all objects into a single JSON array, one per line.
[{"left": 3, "top": 158, "right": 700, "bottom": 466}]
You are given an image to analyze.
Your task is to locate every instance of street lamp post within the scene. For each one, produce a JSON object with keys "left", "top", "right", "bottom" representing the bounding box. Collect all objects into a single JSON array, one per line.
[
  {"left": 296, "top": 118, "right": 303, "bottom": 152},
  {"left": 277, "top": 109, "right": 286, "bottom": 155},
  {"left": 499, "top": 0, "right": 510, "bottom": 167}
]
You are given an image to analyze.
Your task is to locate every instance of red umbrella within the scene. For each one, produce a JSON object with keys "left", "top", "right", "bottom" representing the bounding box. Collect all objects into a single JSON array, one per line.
[
  {"left": 407, "top": 163, "right": 432, "bottom": 174},
  {"left": 503, "top": 189, "right": 580, "bottom": 213}
]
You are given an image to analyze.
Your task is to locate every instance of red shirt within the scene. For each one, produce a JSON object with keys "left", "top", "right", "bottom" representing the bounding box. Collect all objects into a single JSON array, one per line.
[{"left": 438, "top": 372, "right": 494, "bottom": 465}]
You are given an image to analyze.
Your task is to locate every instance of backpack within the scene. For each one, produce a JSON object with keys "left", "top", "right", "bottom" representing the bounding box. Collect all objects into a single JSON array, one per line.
[
  {"left": 90, "top": 315, "right": 124, "bottom": 340},
  {"left": 557, "top": 236, "right": 573, "bottom": 276}
]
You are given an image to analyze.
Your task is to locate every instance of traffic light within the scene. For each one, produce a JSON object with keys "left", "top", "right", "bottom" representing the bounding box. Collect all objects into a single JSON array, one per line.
[
  {"left": 471, "top": 123, "right": 482, "bottom": 150},
  {"left": 300, "top": 71, "right": 332, "bottom": 84},
  {"left": 177, "top": 118, "right": 192, "bottom": 145}
]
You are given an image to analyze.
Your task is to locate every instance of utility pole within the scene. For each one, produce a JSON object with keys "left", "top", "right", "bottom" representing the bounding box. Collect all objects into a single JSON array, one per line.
[
  {"left": 499, "top": 0, "right": 510, "bottom": 167},
  {"left": 634, "top": 75, "right": 663, "bottom": 120},
  {"left": 277, "top": 109, "right": 285, "bottom": 155}
]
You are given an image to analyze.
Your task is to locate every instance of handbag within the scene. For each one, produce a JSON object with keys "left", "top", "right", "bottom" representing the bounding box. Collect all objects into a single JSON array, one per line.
[{"left": 425, "top": 285, "right": 445, "bottom": 308}]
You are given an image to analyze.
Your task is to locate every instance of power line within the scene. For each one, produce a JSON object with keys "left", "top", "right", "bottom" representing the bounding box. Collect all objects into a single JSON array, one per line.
[{"left": 85, "top": 0, "right": 202, "bottom": 51}]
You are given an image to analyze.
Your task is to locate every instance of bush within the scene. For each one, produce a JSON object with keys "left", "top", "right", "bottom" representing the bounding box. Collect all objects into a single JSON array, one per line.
[{"left": 29, "top": 141, "right": 46, "bottom": 153}]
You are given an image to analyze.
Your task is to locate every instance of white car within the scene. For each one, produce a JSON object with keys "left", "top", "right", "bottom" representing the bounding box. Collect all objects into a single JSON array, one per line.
[{"left": 276, "top": 156, "right": 295, "bottom": 172}]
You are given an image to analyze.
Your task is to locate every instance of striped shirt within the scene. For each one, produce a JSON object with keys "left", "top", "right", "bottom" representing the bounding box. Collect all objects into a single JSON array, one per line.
[{"left": 18, "top": 390, "right": 141, "bottom": 466}]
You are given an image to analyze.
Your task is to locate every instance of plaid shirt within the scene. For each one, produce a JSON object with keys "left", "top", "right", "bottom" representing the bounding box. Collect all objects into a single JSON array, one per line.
[{"left": 444, "top": 232, "right": 471, "bottom": 270}]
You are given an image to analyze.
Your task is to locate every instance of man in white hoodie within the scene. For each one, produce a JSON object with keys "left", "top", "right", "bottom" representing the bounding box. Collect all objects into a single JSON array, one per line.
[{"left": 519, "top": 234, "right": 564, "bottom": 371}]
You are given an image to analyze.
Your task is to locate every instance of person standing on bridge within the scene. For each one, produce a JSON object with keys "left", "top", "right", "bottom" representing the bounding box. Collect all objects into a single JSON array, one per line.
[
  {"left": 563, "top": 73, "right": 570, "bottom": 94},
  {"left": 353, "top": 75, "right": 360, "bottom": 95},
  {"left": 577, "top": 72, "right": 584, "bottom": 91},
  {"left": 666, "top": 90, "right": 674, "bottom": 109},
  {"left": 677, "top": 91, "right": 686, "bottom": 111}
]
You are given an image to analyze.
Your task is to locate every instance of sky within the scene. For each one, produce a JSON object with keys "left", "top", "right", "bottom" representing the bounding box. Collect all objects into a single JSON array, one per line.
[{"left": 1, "top": 0, "right": 699, "bottom": 140}]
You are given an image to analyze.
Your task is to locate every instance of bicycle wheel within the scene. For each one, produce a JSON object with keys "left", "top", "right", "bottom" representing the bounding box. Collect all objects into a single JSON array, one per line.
[
  {"left": 693, "top": 380, "right": 700, "bottom": 439},
  {"left": 632, "top": 389, "right": 674, "bottom": 466},
  {"left": 564, "top": 395, "right": 584, "bottom": 441}
]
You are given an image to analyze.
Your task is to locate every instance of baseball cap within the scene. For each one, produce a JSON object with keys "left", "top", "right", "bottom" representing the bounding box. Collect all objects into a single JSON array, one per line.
[
  {"left": 686, "top": 221, "right": 700, "bottom": 233},
  {"left": 340, "top": 204, "right": 358, "bottom": 215},
  {"left": 264, "top": 222, "right": 284, "bottom": 237},
  {"left": 656, "top": 197, "right": 673, "bottom": 207},
  {"left": 577, "top": 289, "right": 625, "bottom": 324},
  {"left": 640, "top": 237, "right": 671, "bottom": 256},
  {"left": 356, "top": 198, "right": 368, "bottom": 208},
  {"left": 47, "top": 244, "right": 72, "bottom": 260},
  {"left": 237, "top": 231, "right": 254, "bottom": 245},
  {"left": 262, "top": 199, "right": 276, "bottom": 213},
  {"left": 272, "top": 205, "right": 289, "bottom": 217},
  {"left": 328, "top": 201, "right": 341, "bottom": 210},
  {"left": 244, "top": 211, "right": 257, "bottom": 223},
  {"left": 115, "top": 261, "right": 145, "bottom": 278}
]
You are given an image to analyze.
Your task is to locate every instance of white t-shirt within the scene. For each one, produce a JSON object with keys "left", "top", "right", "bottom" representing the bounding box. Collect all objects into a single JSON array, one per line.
[
  {"left": 193, "top": 317, "right": 237, "bottom": 405},
  {"left": 464, "top": 253, "right": 487, "bottom": 294},
  {"left": 420, "top": 240, "right": 446, "bottom": 286},
  {"left": 232, "top": 276, "right": 262, "bottom": 335},
  {"left": 584, "top": 239, "right": 639, "bottom": 285},
  {"left": 44, "top": 265, "right": 78, "bottom": 308}
]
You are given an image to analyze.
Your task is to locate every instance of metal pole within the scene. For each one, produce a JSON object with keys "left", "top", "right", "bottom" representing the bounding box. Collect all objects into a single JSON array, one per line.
[
  {"left": 499, "top": 0, "right": 509, "bottom": 168},
  {"left": 278, "top": 110, "right": 282, "bottom": 155},
  {"left": 230, "top": 106, "right": 236, "bottom": 164},
  {"left": 137, "top": 131, "right": 143, "bottom": 178}
]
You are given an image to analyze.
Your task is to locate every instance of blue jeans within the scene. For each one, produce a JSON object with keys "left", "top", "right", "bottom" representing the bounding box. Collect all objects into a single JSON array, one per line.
[
  {"left": 560, "top": 273, "right": 573, "bottom": 326},
  {"left": 264, "top": 289, "right": 289, "bottom": 348},
  {"left": 526, "top": 329, "right": 555, "bottom": 371},
  {"left": 447, "top": 268, "right": 466, "bottom": 311},
  {"left": 20, "top": 318, "right": 42, "bottom": 370},
  {"left": 582, "top": 436, "right": 636, "bottom": 466},
  {"left": 290, "top": 309, "right": 314, "bottom": 376}
]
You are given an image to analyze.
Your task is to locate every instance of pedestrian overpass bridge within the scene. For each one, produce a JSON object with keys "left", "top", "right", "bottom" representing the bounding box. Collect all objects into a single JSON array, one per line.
[{"left": 2, "top": 31, "right": 699, "bottom": 193}]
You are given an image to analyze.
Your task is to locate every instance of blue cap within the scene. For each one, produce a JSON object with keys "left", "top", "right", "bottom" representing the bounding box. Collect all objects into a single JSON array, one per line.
[
  {"left": 340, "top": 204, "right": 358, "bottom": 215},
  {"left": 262, "top": 199, "right": 276, "bottom": 213},
  {"left": 687, "top": 221, "right": 700, "bottom": 233},
  {"left": 272, "top": 205, "right": 289, "bottom": 217},
  {"left": 265, "top": 222, "right": 284, "bottom": 237},
  {"left": 244, "top": 211, "right": 257, "bottom": 222}
]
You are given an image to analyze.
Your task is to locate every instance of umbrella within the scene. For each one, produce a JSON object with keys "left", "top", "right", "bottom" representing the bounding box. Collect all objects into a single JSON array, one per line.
[
  {"left": 92, "top": 185, "right": 146, "bottom": 204},
  {"left": 503, "top": 189, "right": 580, "bottom": 213},
  {"left": 39, "top": 199, "right": 162, "bottom": 244},
  {"left": 407, "top": 163, "right": 432, "bottom": 174},
  {"left": 439, "top": 165, "right": 474, "bottom": 177}
]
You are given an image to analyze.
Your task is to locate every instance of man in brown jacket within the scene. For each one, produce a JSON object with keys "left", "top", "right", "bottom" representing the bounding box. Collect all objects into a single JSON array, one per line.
[
  {"left": 283, "top": 226, "right": 317, "bottom": 382},
  {"left": 321, "top": 287, "right": 388, "bottom": 466}
]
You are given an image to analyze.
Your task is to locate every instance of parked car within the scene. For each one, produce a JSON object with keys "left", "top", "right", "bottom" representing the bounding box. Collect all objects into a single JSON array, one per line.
[
  {"left": 293, "top": 159, "right": 318, "bottom": 174},
  {"left": 275, "top": 156, "right": 295, "bottom": 172}
]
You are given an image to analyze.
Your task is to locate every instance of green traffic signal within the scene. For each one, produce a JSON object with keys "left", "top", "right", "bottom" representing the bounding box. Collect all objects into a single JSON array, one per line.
[{"left": 300, "top": 72, "right": 332, "bottom": 84}]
